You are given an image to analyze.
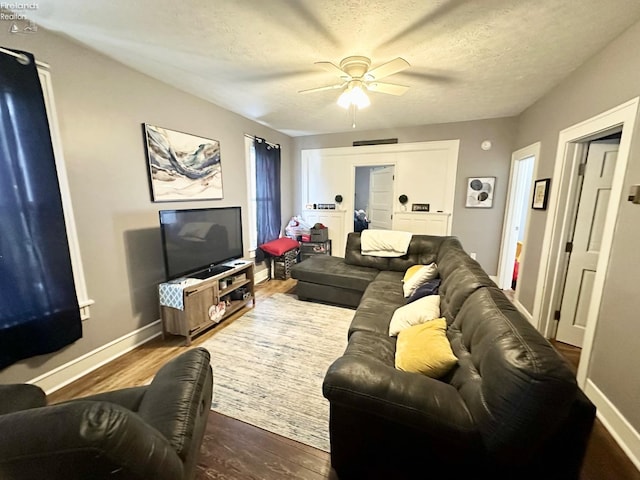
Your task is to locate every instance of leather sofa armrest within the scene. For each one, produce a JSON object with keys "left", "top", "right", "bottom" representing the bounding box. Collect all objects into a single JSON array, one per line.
[
  {"left": 67, "top": 386, "right": 148, "bottom": 412},
  {"left": 323, "top": 355, "right": 477, "bottom": 443},
  {"left": 0, "top": 401, "right": 183, "bottom": 480},
  {"left": 137, "top": 347, "right": 213, "bottom": 460},
  {"left": 0, "top": 384, "right": 46, "bottom": 415}
]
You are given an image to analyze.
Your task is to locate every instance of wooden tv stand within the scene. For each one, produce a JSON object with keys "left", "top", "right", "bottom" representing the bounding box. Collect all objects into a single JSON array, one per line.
[{"left": 159, "top": 260, "right": 255, "bottom": 346}]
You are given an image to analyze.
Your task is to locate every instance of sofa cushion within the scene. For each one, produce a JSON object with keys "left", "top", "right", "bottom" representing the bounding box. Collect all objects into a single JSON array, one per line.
[
  {"left": 373, "top": 270, "right": 404, "bottom": 283},
  {"left": 402, "top": 263, "right": 438, "bottom": 297},
  {"left": 387, "top": 235, "right": 443, "bottom": 272},
  {"left": 344, "top": 232, "right": 392, "bottom": 270},
  {"left": 291, "top": 255, "right": 379, "bottom": 292},
  {"left": 343, "top": 330, "right": 396, "bottom": 365},
  {"left": 295, "top": 280, "right": 363, "bottom": 308},
  {"left": 436, "top": 237, "right": 471, "bottom": 274},
  {"left": 395, "top": 318, "right": 458, "bottom": 378},
  {"left": 343, "top": 232, "right": 443, "bottom": 271},
  {"left": 349, "top": 277, "right": 405, "bottom": 336},
  {"left": 259, "top": 237, "right": 299, "bottom": 256},
  {"left": 438, "top": 262, "right": 495, "bottom": 324},
  {"left": 388, "top": 295, "right": 441, "bottom": 336}
]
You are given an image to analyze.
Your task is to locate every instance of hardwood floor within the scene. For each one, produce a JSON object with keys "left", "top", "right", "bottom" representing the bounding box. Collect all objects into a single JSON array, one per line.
[
  {"left": 48, "top": 281, "right": 639, "bottom": 479},
  {"left": 47, "top": 278, "right": 298, "bottom": 403}
]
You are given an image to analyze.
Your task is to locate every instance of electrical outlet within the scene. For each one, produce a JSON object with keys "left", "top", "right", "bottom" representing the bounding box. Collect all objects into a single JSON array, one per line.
[{"left": 470, "top": 252, "right": 477, "bottom": 260}]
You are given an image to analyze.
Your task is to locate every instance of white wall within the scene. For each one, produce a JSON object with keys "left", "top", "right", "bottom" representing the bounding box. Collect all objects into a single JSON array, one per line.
[
  {"left": 293, "top": 118, "right": 517, "bottom": 273},
  {"left": 300, "top": 140, "right": 459, "bottom": 256}
]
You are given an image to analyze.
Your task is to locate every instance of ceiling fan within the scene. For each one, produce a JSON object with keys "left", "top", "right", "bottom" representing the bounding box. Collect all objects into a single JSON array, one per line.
[{"left": 299, "top": 56, "right": 411, "bottom": 109}]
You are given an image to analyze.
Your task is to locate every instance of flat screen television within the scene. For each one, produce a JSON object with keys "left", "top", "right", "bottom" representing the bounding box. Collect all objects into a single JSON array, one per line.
[{"left": 159, "top": 206, "right": 244, "bottom": 280}]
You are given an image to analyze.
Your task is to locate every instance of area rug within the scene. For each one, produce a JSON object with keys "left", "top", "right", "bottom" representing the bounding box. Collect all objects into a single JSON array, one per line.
[{"left": 201, "top": 292, "right": 354, "bottom": 452}]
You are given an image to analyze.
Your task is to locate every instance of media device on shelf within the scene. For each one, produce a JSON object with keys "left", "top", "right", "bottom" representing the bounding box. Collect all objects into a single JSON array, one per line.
[{"left": 159, "top": 206, "right": 244, "bottom": 281}]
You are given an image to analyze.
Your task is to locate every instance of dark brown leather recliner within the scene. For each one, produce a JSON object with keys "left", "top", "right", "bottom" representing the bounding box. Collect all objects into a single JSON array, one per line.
[{"left": 0, "top": 347, "right": 213, "bottom": 480}]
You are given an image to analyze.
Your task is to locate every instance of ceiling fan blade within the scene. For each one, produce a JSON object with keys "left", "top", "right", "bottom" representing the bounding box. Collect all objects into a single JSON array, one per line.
[
  {"left": 365, "top": 57, "right": 410, "bottom": 81},
  {"left": 397, "top": 70, "right": 455, "bottom": 83},
  {"left": 315, "top": 61, "right": 351, "bottom": 79},
  {"left": 298, "top": 82, "right": 346, "bottom": 94},
  {"left": 366, "top": 82, "right": 410, "bottom": 96}
]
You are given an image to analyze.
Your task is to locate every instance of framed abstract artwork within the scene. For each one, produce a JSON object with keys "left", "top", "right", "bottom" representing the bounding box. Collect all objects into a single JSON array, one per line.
[
  {"left": 532, "top": 178, "right": 551, "bottom": 210},
  {"left": 143, "top": 124, "right": 223, "bottom": 202},
  {"left": 465, "top": 177, "right": 495, "bottom": 208}
]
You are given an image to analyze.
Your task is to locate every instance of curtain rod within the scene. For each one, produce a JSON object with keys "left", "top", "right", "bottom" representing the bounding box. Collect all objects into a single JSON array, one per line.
[
  {"left": 0, "top": 46, "right": 30, "bottom": 64},
  {"left": 244, "top": 133, "right": 280, "bottom": 149},
  {"left": 0, "top": 46, "right": 48, "bottom": 68}
]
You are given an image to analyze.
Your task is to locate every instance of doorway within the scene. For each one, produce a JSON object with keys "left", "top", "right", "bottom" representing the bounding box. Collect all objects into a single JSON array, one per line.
[
  {"left": 555, "top": 136, "right": 620, "bottom": 347},
  {"left": 354, "top": 165, "right": 394, "bottom": 231},
  {"left": 497, "top": 143, "right": 538, "bottom": 301},
  {"left": 531, "top": 97, "right": 637, "bottom": 386}
]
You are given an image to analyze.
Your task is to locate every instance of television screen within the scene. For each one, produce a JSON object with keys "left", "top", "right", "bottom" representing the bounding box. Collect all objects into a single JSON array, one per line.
[{"left": 159, "top": 206, "right": 244, "bottom": 280}]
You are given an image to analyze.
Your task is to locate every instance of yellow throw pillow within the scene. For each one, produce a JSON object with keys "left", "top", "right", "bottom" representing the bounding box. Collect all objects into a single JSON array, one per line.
[
  {"left": 388, "top": 295, "right": 441, "bottom": 336},
  {"left": 402, "top": 263, "right": 438, "bottom": 298},
  {"left": 402, "top": 264, "right": 424, "bottom": 283},
  {"left": 395, "top": 318, "right": 458, "bottom": 378}
]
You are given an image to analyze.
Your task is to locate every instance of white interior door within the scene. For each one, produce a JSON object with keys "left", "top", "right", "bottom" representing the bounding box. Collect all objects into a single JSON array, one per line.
[
  {"left": 556, "top": 140, "right": 619, "bottom": 347},
  {"left": 368, "top": 166, "right": 394, "bottom": 230}
]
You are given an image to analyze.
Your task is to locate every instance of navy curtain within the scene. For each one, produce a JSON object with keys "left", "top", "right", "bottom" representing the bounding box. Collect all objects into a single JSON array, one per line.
[
  {"left": 0, "top": 48, "right": 82, "bottom": 370},
  {"left": 254, "top": 137, "right": 281, "bottom": 245}
]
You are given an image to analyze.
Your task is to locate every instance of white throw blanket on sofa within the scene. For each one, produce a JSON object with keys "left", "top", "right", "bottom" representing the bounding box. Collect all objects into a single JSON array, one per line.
[{"left": 361, "top": 229, "right": 413, "bottom": 257}]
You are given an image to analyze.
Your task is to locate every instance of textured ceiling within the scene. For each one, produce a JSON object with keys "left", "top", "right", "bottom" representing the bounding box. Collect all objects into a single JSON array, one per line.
[{"left": 20, "top": 0, "right": 640, "bottom": 136}]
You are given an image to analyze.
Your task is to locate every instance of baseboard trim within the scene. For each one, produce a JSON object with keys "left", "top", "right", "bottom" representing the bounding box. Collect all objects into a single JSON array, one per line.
[
  {"left": 513, "top": 299, "right": 534, "bottom": 323},
  {"left": 28, "top": 320, "right": 163, "bottom": 395},
  {"left": 255, "top": 267, "right": 269, "bottom": 284},
  {"left": 585, "top": 379, "right": 640, "bottom": 471}
]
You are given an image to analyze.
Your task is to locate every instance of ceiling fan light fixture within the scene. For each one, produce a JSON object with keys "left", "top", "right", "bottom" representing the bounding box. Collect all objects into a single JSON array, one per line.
[
  {"left": 351, "top": 85, "right": 370, "bottom": 108},
  {"left": 337, "top": 84, "right": 370, "bottom": 109},
  {"left": 337, "top": 89, "right": 352, "bottom": 109}
]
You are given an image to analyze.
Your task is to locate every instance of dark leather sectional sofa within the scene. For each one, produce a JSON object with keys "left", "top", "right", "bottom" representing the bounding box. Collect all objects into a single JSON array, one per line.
[{"left": 291, "top": 232, "right": 596, "bottom": 479}]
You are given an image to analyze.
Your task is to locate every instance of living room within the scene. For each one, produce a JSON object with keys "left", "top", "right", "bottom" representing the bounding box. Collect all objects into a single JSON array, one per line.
[{"left": 1, "top": 1, "right": 640, "bottom": 478}]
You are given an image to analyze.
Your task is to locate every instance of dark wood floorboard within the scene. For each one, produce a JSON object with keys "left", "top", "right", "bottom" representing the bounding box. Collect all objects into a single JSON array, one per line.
[
  {"left": 46, "top": 282, "right": 639, "bottom": 479},
  {"left": 197, "top": 412, "right": 337, "bottom": 480}
]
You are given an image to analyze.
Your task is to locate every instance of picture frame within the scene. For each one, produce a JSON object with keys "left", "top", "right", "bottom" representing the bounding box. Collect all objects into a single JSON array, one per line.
[
  {"left": 532, "top": 178, "right": 551, "bottom": 210},
  {"left": 411, "top": 203, "right": 430, "bottom": 212},
  {"left": 466, "top": 177, "right": 495, "bottom": 208},
  {"left": 143, "top": 123, "right": 223, "bottom": 202}
]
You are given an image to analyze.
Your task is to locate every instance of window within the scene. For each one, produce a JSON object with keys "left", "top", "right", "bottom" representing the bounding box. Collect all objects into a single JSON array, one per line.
[
  {"left": 245, "top": 134, "right": 281, "bottom": 250},
  {"left": 39, "top": 64, "right": 94, "bottom": 319},
  {"left": 245, "top": 135, "right": 258, "bottom": 252},
  {"left": 0, "top": 50, "right": 92, "bottom": 368}
]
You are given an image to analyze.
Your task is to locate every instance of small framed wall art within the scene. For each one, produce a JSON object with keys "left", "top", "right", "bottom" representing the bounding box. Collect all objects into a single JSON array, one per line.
[
  {"left": 466, "top": 177, "right": 495, "bottom": 208},
  {"left": 532, "top": 178, "right": 551, "bottom": 210},
  {"left": 143, "top": 123, "right": 223, "bottom": 202}
]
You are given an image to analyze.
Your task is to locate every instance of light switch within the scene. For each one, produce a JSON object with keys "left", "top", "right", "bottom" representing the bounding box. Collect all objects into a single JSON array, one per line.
[{"left": 628, "top": 185, "right": 640, "bottom": 204}]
